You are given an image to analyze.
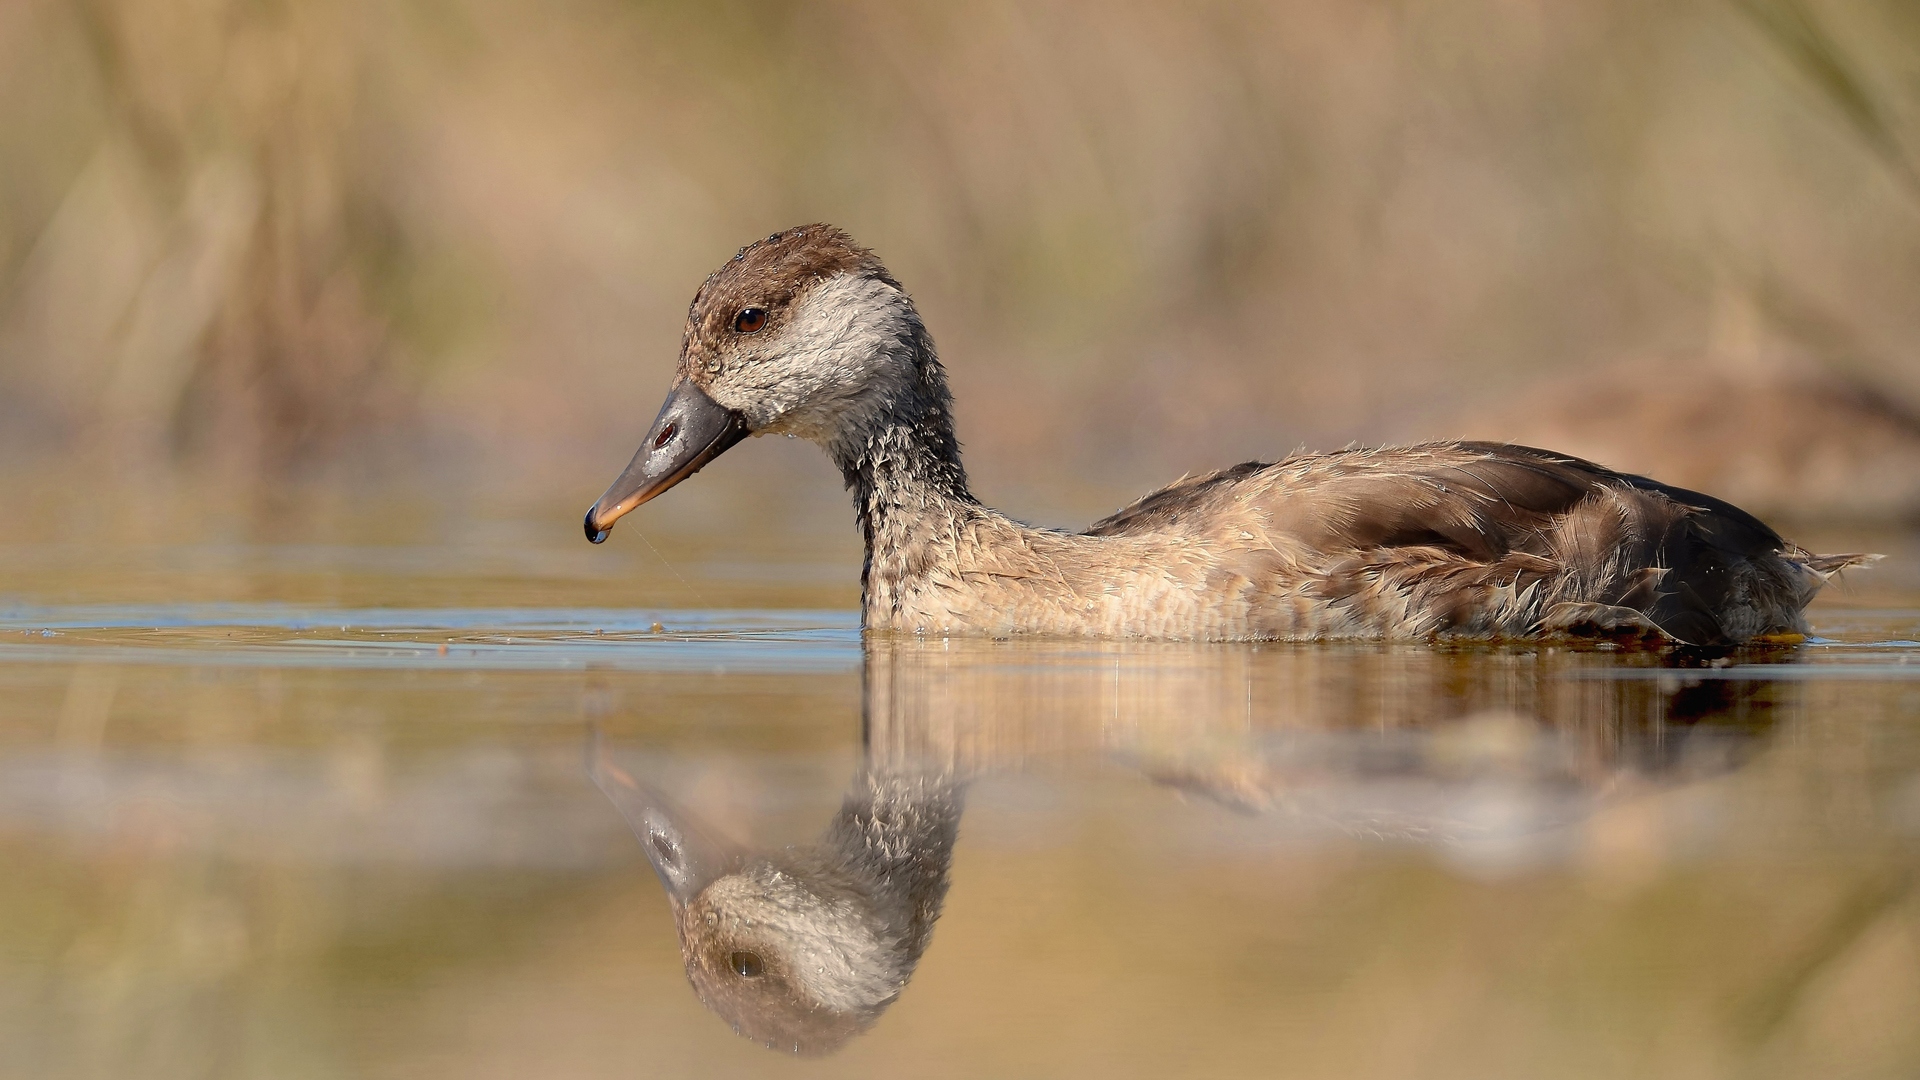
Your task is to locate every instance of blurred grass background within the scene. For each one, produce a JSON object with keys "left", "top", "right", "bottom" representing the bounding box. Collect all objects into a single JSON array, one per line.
[
  {"left": 3, "top": 8, "right": 1919, "bottom": 1077},
  {"left": 4, "top": 0, "right": 1920, "bottom": 528}
]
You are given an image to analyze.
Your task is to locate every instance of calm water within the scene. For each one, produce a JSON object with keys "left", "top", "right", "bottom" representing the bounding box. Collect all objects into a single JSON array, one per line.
[{"left": 2, "top": 480, "right": 1918, "bottom": 1079}]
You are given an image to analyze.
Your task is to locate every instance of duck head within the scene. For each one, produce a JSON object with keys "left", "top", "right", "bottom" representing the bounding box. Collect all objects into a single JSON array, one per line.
[
  {"left": 592, "top": 744, "right": 958, "bottom": 1054},
  {"left": 584, "top": 225, "right": 930, "bottom": 542}
]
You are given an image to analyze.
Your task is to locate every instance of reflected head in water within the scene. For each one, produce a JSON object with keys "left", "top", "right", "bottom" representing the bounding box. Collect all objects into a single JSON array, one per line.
[
  {"left": 596, "top": 637, "right": 1795, "bottom": 1054},
  {"left": 591, "top": 736, "right": 961, "bottom": 1055}
]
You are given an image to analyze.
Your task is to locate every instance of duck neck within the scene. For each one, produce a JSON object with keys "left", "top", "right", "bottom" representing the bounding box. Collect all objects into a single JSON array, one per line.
[{"left": 827, "top": 327, "right": 980, "bottom": 612}]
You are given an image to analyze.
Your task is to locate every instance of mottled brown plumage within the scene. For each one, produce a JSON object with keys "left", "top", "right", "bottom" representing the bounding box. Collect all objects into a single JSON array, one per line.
[{"left": 585, "top": 225, "right": 1873, "bottom": 645}]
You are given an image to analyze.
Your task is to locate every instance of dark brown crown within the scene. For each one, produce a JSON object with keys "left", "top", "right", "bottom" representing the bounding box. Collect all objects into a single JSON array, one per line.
[{"left": 681, "top": 225, "right": 896, "bottom": 370}]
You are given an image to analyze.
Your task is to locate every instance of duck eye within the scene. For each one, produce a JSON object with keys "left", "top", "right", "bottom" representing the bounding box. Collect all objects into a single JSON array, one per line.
[
  {"left": 729, "top": 951, "right": 764, "bottom": 977},
  {"left": 732, "top": 308, "right": 768, "bottom": 334}
]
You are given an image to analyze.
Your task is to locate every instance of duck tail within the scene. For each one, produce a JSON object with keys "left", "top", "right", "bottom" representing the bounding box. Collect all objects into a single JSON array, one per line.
[{"left": 1800, "top": 551, "right": 1883, "bottom": 577}]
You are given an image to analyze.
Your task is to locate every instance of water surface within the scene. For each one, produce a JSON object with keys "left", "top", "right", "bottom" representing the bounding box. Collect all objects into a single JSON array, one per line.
[{"left": 2, "top": 489, "right": 1917, "bottom": 1079}]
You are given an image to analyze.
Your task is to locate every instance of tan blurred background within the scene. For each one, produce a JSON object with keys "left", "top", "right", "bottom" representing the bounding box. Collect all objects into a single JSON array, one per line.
[
  {"left": 4, "top": 0, "right": 1920, "bottom": 526},
  {"left": 4, "top": 9, "right": 1920, "bottom": 1075}
]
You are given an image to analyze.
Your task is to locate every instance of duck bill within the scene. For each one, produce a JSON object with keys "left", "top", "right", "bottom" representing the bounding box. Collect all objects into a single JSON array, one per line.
[
  {"left": 590, "top": 737, "right": 742, "bottom": 909},
  {"left": 584, "top": 379, "right": 750, "bottom": 542}
]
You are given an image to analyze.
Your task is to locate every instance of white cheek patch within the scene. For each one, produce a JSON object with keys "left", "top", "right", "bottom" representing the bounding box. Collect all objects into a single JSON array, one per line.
[
  {"left": 715, "top": 273, "right": 919, "bottom": 440},
  {"left": 702, "top": 869, "right": 908, "bottom": 1015}
]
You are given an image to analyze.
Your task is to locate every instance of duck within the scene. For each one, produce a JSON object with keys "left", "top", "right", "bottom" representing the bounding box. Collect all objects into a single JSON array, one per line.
[{"left": 583, "top": 225, "right": 1874, "bottom": 645}]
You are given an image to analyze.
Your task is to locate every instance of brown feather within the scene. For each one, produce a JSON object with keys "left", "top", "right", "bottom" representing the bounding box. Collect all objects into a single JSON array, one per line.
[
  {"left": 1078, "top": 442, "right": 1851, "bottom": 644},
  {"left": 618, "top": 226, "right": 1879, "bottom": 645}
]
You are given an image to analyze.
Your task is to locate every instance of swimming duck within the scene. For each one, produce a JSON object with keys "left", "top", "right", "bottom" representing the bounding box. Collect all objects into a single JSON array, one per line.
[{"left": 584, "top": 226, "right": 1872, "bottom": 645}]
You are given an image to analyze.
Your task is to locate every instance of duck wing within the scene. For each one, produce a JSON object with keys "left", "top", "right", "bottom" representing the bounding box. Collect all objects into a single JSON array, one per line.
[{"left": 1088, "top": 441, "right": 1851, "bottom": 644}]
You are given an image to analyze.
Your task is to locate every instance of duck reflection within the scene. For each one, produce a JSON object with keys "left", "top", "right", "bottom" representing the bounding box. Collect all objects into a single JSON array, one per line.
[
  {"left": 592, "top": 738, "right": 960, "bottom": 1054},
  {"left": 595, "top": 639, "right": 1798, "bottom": 1054}
]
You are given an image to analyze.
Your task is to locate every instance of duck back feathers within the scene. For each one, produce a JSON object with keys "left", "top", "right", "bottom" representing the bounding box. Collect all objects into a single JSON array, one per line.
[{"left": 1087, "top": 442, "right": 1869, "bottom": 645}]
